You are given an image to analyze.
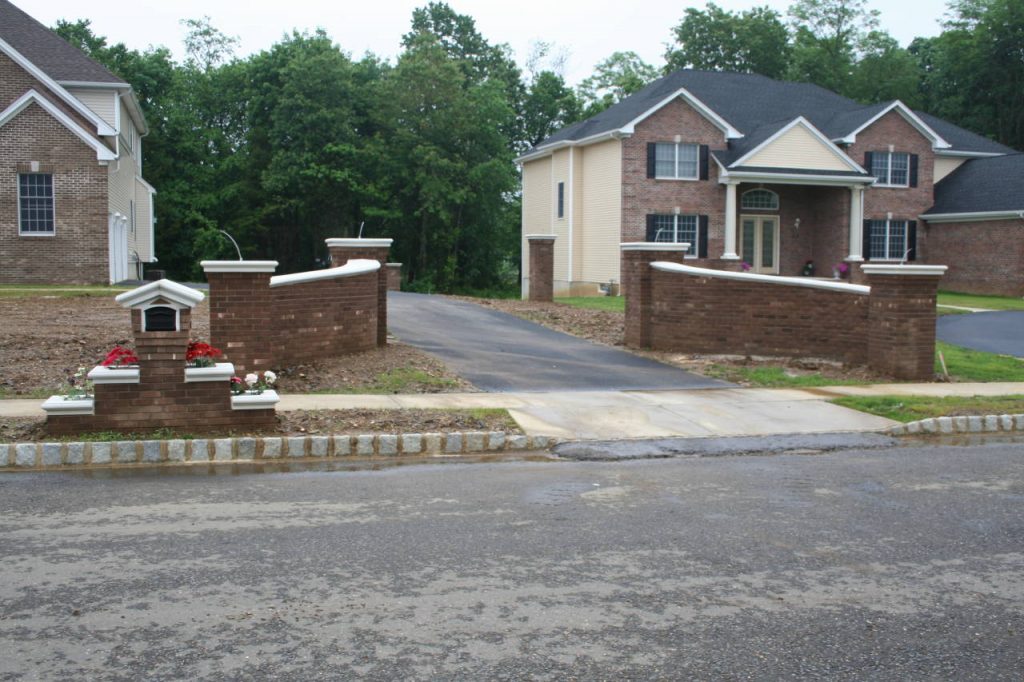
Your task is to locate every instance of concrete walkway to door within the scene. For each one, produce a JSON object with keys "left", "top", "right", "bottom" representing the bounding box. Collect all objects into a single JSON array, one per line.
[{"left": 387, "top": 292, "right": 727, "bottom": 392}]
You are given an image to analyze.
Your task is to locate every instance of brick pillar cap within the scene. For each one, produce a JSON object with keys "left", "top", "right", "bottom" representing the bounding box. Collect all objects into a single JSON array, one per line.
[
  {"left": 621, "top": 242, "right": 691, "bottom": 252},
  {"left": 325, "top": 238, "right": 393, "bottom": 248},
  {"left": 387, "top": 262, "right": 403, "bottom": 267},
  {"left": 201, "top": 260, "right": 278, "bottom": 273},
  {"left": 861, "top": 264, "right": 948, "bottom": 277},
  {"left": 526, "top": 234, "right": 557, "bottom": 241}
]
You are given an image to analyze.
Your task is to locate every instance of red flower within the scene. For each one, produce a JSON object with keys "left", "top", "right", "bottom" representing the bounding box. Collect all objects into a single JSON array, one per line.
[
  {"left": 101, "top": 345, "right": 139, "bottom": 367},
  {"left": 186, "top": 341, "right": 222, "bottom": 362}
]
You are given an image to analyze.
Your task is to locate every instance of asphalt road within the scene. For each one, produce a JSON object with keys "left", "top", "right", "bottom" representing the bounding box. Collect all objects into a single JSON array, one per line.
[
  {"left": 938, "top": 310, "right": 1024, "bottom": 357},
  {"left": 2, "top": 440, "right": 1023, "bottom": 679},
  {"left": 386, "top": 292, "right": 727, "bottom": 391}
]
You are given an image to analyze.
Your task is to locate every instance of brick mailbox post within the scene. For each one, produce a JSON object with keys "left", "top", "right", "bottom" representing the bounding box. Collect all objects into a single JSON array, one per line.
[
  {"left": 525, "top": 234, "right": 556, "bottom": 302},
  {"left": 326, "top": 238, "right": 392, "bottom": 347},
  {"left": 620, "top": 242, "right": 690, "bottom": 348},
  {"left": 202, "top": 261, "right": 279, "bottom": 376},
  {"left": 862, "top": 264, "right": 947, "bottom": 380}
]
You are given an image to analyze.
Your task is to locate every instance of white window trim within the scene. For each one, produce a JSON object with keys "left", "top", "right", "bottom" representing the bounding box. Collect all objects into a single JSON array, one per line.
[
  {"left": 740, "top": 188, "right": 780, "bottom": 211},
  {"left": 868, "top": 218, "right": 909, "bottom": 261},
  {"left": 655, "top": 142, "right": 700, "bottom": 181},
  {"left": 17, "top": 172, "right": 56, "bottom": 237},
  {"left": 873, "top": 151, "right": 910, "bottom": 188},
  {"left": 653, "top": 214, "right": 699, "bottom": 257}
]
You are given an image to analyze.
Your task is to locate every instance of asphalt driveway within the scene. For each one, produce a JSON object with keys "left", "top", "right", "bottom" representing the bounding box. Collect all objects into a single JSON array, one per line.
[
  {"left": 938, "top": 310, "right": 1024, "bottom": 357},
  {"left": 387, "top": 292, "right": 728, "bottom": 392}
]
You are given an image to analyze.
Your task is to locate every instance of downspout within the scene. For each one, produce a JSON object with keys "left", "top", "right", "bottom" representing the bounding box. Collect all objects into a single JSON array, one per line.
[{"left": 568, "top": 146, "right": 574, "bottom": 289}]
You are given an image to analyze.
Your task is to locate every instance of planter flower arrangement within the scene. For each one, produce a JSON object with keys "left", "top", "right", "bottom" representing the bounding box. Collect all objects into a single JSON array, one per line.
[
  {"left": 186, "top": 341, "right": 223, "bottom": 368},
  {"left": 232, "top": 370, "right": 277, "bottom": 395},
  {"left": 101, "top": 345, "right": 139, "bottom": 367},
  {"left": 63, "top": 366, "right": 92, "bottom": 400},
  {"left": 832, "top": 262, "right": 850, "bottom": 280}
]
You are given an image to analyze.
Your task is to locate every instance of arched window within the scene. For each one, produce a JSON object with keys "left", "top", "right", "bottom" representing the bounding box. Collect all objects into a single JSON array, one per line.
[{"left": 741, "top": 189, "right": 779, "bottom": 210}]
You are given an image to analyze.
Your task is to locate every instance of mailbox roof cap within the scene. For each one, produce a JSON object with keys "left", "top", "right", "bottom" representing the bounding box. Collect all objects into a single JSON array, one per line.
[{"left": 115, "top": 279, "right": 206, "bottom": 309}]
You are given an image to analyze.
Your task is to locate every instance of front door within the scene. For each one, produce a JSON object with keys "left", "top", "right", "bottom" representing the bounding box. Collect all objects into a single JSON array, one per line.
[{"left": 740, "top": 215, "right": 779, "bottom": 274}]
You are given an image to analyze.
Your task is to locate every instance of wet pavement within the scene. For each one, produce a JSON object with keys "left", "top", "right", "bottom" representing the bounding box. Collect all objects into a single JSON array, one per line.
[{"left": 1, "top": 440, "right": 1022, "bottom": 679}]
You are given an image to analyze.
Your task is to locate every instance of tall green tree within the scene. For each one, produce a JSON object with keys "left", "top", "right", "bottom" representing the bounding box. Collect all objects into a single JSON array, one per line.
[
  {"left": 577, "top": 51, "right": 658, "bottom": 116},
  {"left": 665, "top": 3, "right": 791, "bottom": 79},
  {"left": 846, "top": 31, "right": 921, "bottom": 106},
  {"left": 787, "top": 0, "right": 878, "bottom": 94}
]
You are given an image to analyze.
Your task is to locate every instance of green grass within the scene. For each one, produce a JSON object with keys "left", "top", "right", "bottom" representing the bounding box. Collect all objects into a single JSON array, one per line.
[
  {"left": 936, "top": 290, "right": 1024, "bottom": 311},
  {"left": 0, "top": 387, "right": 55, "bottom": 400},
  {"left": 321, "top": 368, "right": 460, "bottom": 394},
  {"left": 61, "top": 427, "right": 197, "bottom": 442},
  {"left": 0, "top": 284, "right": 131, "bottom": 298},
  {"left": 832, "top": 394, "right": 1024, "bottom": 423},
  {"left": 703, "top": 365, "right": 869, "bottom": 388},
  {"left": 936, "top": 342, "right": 1024, "bottom": 382},
  {"left": 555, "top": 296, "right": 625, "bottom": 312}
]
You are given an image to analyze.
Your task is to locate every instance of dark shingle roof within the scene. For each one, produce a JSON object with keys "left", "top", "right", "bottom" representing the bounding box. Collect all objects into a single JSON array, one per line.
[
  {"left": 926, "top": 154, "right": 1024, "bottom": 214},
  {"left": 0, "top": 0, "right": 125, "bottom": 85},
  {"left": 533, "top": 70, "right": 1017, "bottom": 158}
]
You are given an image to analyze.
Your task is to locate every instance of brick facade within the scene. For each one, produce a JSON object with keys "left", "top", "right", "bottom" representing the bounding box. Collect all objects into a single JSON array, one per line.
[
  {"left": 527, "top": 236, "right": 555, "bottom": 302},
  {"left": 205, "top": 268, "right": 276, "bottom": 376},
  {"left": 864, "top": 269, "right": 944, "bottom": 380},
  {"left": 921, "top": 219, "right": 1024, "bottom": 296},
  {"left": 621, "top": 246, "right": 689, "bottom": 348},
  {"left": 328, "top": 240, "right": 391, "bottom": 347}
]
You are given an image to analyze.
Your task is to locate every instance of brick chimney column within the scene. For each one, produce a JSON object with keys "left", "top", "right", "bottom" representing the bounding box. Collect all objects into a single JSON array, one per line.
[
  {"left": 863, "top": 264, "right": 947, "bottom": 381},
  {"left": 326, "top": 238, "right": 392, "bottom": 347},
  {"left": 525, "top": 235, "right": 557, "bottom": 302},
  {"left": 201, "top": 260, "right": 278, "bottom": 375},
  {"left": 621, "top": 243, "right": 691, "bottom": 349}
]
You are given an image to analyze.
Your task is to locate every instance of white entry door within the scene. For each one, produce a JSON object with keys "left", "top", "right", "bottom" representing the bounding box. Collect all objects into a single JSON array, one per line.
[
  {"left": 740, "top": 215, "right": 779, "bottom": 274},
  {"left": 108, "top": 215, "right": 129, "bottom": 283}
]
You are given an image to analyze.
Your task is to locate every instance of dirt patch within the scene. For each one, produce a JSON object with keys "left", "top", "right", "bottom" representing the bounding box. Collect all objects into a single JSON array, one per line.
[
  {"left": 0, "top": 293, "right": 470, "bottom": 397},
  {"left": 0, "top": 409, "right": 519, "bottom": 443},
  {"left": 453, "top": 297, "right": 625, "bottom": 347}
]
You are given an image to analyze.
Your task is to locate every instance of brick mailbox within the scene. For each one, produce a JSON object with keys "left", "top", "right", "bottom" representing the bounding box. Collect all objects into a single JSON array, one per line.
[
  {"left": 525, "top": 234, "right": 557, "bottom": 302},
  {"left": 42, "top": 279, "right": 278, "bottom": 435},
  {"left": 326, "top": 238, "right": 392, "bottom": 347}
]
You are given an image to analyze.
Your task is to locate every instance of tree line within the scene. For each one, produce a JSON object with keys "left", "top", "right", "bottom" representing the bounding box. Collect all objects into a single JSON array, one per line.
[{"left": 54, "top": 0, "right": 1022, "bottom": 292}]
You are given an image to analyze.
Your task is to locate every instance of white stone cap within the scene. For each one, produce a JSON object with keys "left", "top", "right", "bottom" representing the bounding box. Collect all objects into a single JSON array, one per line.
[
  {"left": 231, "top": 389, "right": 280, "bottom": 410},
  {"left": 651, "top": 262, "right": 871, "bottom": 295},
  {"left": 87, "top": 365, "right": 140, "bottom": 384},
  {"left": 201, "top": 260, "right": 279, "bottom": 273},
  {"left": 325, "top": 238, "right": 393, "bottom": 248},
  {"left": 269, "top": 259, "right": 380, "bottom": 288},
  {"left": 184, "top": 362, "right": 235, "bottom": 383},
  {"left": 525, "top": 234, "right": 557, "bottom": 241},
  {"left": 386, "top": 262, "right": 403, "bottom": 267},
  {"left": 115, "top": 279, "right": 205, "bottom": 308},
  {"left": 41, "top": 395, "right": 95, "bottom": 416},
  {"left": 860, "top": 264, "right": 948, "bottom": 276},
  {"left": 621, "top": 242, "right": 691, "bottom": 252}
]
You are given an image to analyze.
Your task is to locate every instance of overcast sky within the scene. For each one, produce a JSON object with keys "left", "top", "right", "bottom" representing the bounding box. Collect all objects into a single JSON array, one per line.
[{"left": 29, "top": 0, "right": 954, "bottom": 85}]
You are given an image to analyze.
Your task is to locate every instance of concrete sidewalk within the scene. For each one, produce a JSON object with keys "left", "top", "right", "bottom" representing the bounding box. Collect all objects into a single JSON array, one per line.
[{"left": 5, "top": 382, "right": 1024, "bottom": 441}]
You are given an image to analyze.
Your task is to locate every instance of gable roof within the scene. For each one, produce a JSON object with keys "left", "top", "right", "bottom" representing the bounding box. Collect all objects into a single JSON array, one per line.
[
  {"left": 525, "top": 69, "right": 1017, "bottom": 161},
  {"left": 0, "top": 0, "right": 125, "bottom": 85},
  {"left": 0, "top": 90, "right": 116, "bottom": 160},
  {"left": 116, "top": 279, "right": 205, "bottom": 309},
  {"left": 924, "top": 154, "right": 1024, "bottom": 217}
]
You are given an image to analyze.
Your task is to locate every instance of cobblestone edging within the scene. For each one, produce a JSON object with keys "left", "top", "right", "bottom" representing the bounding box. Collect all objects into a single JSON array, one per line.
[
  {"left": 887, "top": 414, "right": 1024, "bottom": 436},
  {"left": 0, "top": 431, "right": 560, "bottom": 470}
]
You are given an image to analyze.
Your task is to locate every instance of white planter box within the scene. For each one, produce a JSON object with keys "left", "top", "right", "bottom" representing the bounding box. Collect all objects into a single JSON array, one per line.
[
  {"left": 41, "top": 395, "right": 95, "bottom": 416},
  {"left": 87, "top": 365, "right": 140, "bottom": 384},
  {"left": 231, "top": 389, "right": 279, "bottom": 411},
  {"left": 185, "top": 362, "right": 235, "bottom": 383}
]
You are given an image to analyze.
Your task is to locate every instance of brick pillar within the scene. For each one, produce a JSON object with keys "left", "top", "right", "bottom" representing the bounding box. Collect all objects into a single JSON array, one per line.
[
  {"left": 201, "top": 261, "right": 278, "bottom": 375},
  {"left": 325, "top": 238, "right": 392, "bottom": 347},
  {"left": 621, "top": 243, "right": 691, "bottom": 348},
  {"left": 525, "top": 235, "right": 556, "bottom": 302},
  {"left": 863, "top": 264, "right": 947, "bottom": 381},
  {"left": 386, "top": 263, "right": 402, "bottom": 291}
]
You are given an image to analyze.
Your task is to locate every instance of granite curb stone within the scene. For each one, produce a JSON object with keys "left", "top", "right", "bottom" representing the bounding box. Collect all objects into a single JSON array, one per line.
[{"left": 887, "top": 413, "right": 1024, "bottom": 436}]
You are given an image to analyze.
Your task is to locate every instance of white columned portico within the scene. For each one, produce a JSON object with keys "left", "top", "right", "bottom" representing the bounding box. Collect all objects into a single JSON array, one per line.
[
  {"left": 722, "top": 181, "right": 739, "bottom": 260},
  {"left": 847, "top": 185, "right": 865, "bottom": 261}
]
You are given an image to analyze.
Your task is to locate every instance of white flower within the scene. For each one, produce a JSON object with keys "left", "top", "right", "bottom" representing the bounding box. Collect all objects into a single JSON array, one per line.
[
  {"left": 244, "top": 373, "right": 258, "bottom": 386},
  {"left": 263, "top": 370, "right": 277, "bottom": 385}
]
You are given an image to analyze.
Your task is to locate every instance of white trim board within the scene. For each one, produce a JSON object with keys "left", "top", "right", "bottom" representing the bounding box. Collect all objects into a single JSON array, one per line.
[
  {"left": 835, "top": 100, "right": 951, "bottom": 150},
  {"left": 0, "top": 90, "right": 116, "bottom": 161},
  {"left": 730, "top": 116, "right": 868, "bottom": 174},
  {"left": 921, "top": 210, "right": 1024, "bottom": 224},
  {"left": 622, "top": 87, "right": 743, "bottom": 140}
]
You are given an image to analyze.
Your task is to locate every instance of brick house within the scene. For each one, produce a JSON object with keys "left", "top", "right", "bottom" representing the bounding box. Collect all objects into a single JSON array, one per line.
[
  {"left": 0, "top": 0, "right": 155, "bottom": 284},
  {"left": 517, "top": 70, "right": 1023, "bottom": 297}
]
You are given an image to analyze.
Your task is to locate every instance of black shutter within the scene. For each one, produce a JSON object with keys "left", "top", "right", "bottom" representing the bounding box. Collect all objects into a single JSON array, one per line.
[
  {"left": 646, "top": 214, "right": 657, "bottom": 242},
  {"left": 699, "top": 145, "right": 709, "bottom": 180},
  {"left": 698, "top": 215, "right": 709, "bottom": 258},
  {"left": 557, "top": 182, "right": 564, "bottom": 218},
  {"left": 862, "top": 219, "right": 872, "bottom": 261},
  {"left": 907, "top": 221, "right": 917, "bottom": 261},
  {"left": 647, "top": 143, "right": 656, "bottom": 178},
  {"left": 909, "top": 154, "right": 919, "bottom": 187},
  {"left": 864, "top": 151, "right": 874, "bottom": 176}
]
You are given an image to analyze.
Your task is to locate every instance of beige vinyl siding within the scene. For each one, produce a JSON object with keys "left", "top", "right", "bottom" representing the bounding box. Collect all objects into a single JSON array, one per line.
[
  {"left": 934, "top": 156, "right": 966, "bottom": 183},
  {"left": 744, "top": 124, "right": 851, "bottom": 171},
  {"left": 66, "top": 88, "right": 117, "bottom": 128},
  {"left": 521, "top": 156, "right": 553, "bottom": 293},
  {"left": 135, "top": 178, "right": 155, "bottom": 262},
  {"left": 550, "top": 148, "right": 570, "bottom": 284},
  {"left": 579, "top": 139, "right": 622, "bottom": 285}
]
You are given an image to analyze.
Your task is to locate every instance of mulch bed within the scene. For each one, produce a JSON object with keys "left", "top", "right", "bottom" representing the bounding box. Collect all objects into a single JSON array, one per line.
[{"left": 0, "top": 408, "right": 520, "bottom": 443}]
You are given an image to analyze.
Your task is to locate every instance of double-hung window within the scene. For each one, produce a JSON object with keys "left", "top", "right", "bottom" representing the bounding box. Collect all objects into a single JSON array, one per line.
[
  {"left": 867, "top": 218, "right": 908, "bottom": 260},
  {"left": 654, "top": 142, "right": 699, "bottom": 180},
  {"left": 18, "top": 173, "right": 55, "bottom": 235},
  {"left": 871, "top": 151, "right": 910, "bottom": 187},
  {"left": 651, "top": 214, "right": 697, "bottom": 255}
]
